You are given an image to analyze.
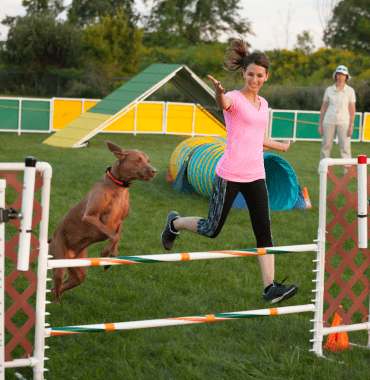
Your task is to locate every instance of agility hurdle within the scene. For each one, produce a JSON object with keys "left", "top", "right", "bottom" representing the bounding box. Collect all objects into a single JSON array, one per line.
[{"left": 1, "top": 155, "right": 369, "bottom": 379}]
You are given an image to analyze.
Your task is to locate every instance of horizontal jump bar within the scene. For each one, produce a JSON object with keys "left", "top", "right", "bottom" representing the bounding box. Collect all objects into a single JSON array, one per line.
[
  {"left": 3, "top": 357, "right": 39, "bottom": 368},
  {"left": 46, "top": 304, "right": 315, "bottom": 336},
  {"left": 47, "top": 244, "right": 318, "bottom": 269},
  {"left": 323, "top": 322, "right": 370, "bottom": 335}
]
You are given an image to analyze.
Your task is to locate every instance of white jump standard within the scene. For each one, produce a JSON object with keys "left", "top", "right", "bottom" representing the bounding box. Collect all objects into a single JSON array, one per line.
[
  {"left": 358, "top": 155, "right": 368, "bottom": 249},
  {"left": 0, "top": 160, "right": 52, "bottom": 380},
  {"left": 312, "top": 156, "right": 370, "bottom": 356},
  {"left": 17, "top": 156, "right": 37, "bottom": 272}
]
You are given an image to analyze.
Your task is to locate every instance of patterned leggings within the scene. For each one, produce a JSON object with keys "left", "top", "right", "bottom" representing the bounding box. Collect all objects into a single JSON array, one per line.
[{"left": 196, "top": 174, "right": 273, "bottom": 248}]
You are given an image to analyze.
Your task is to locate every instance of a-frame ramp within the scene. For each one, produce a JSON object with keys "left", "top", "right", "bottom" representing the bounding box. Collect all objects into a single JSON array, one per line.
[{"left": 43, "top": 63, "right": 225, "bottom": 148}]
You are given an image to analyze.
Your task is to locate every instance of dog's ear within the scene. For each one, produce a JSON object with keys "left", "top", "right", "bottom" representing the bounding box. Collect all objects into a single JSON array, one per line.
[{"left": 106, "top": 141, "right": 127, "bottom": 160}]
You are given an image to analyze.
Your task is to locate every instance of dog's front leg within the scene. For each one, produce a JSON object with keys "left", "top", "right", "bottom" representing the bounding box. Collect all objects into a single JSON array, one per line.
[
  {"left": 82, "top": 192, "right": 120, "bottom": 245},
  {"left": 101, "top": 220, "right": 123, "bottom": 270},
  {"left": 82, "top": 213, "right": 119, "bottom": 243},
  {"left": 101, "top": 220, "right": 123, "bottom": 258}
]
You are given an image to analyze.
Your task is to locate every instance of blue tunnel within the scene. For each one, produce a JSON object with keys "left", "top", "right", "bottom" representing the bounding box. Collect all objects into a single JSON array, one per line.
[
  {"left": 172, "top": 138, "right": 306, "bottom": 211},
  {"left": 232, "top": 153, "right": 300, "bottom": 211}
]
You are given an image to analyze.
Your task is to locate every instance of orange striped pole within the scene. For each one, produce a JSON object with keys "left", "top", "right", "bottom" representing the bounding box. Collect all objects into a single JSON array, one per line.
[
  {"left": 47, "top": 244, "right": 318, "bottom": 269},
  {"left": 46, "top": 304, "right": 315, "bottom": 337}
]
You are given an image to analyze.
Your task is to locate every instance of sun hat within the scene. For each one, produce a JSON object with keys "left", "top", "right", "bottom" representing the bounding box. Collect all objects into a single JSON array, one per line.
[{"left": 333, "top": 65, "right": 351, "bottom": 80}]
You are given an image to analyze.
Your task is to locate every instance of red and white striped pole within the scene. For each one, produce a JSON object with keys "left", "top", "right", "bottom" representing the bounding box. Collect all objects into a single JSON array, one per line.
[{"left": 358, "top": 155, "right": 368, "bottom": 249}]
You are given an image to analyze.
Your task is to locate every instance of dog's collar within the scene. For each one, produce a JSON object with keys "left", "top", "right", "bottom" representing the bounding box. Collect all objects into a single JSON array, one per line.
[{"left": 106, "top": 167, "right": 131, "bottom": 187}]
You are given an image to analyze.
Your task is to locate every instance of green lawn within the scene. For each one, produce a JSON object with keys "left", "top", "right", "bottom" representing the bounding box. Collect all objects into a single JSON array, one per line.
[{"left": 1, "top": 132, "right": 370, "bottom": 380}]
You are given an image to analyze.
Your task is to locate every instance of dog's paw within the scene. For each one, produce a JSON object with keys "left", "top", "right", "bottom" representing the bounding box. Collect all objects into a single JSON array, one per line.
[
  {"left": 100, "top": 249, "right": 110, "bottom": 258},
  {"left": 51, "top": 288, "right": 61, "bottom": 304}
]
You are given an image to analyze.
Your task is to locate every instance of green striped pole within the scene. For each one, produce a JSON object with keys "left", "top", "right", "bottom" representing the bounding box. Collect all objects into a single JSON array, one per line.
[
  {"left": 47, "top": 244, "right": 318, "bottom": 269},
  {"left": 47, "top": 304, "right": 315, "bottom": 336}
]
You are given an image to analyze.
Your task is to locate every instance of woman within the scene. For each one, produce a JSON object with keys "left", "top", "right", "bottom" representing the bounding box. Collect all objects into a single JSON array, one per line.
[
  {"left": 161, "top": 38, "right": 297, "bottom": 304},
  {"left": 318, "top": 65, "right": 356, "bottom": 172}
]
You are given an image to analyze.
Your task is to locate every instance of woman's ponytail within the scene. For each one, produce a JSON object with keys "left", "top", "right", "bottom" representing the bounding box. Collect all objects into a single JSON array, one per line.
[
  {"left": 223, "top": 37, "right": 250, "bottom": 72},
  {"left": 223, "top": 37, "right": 271, "bottom": 74}
]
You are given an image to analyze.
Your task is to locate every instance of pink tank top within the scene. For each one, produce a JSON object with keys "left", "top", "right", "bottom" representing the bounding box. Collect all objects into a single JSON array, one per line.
[{"left": 216, "top": 90, "right": 269, "bottom": 182}]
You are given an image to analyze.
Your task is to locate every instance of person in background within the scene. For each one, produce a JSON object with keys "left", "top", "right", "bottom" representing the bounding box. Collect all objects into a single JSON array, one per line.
[
  {"left": 161, "top": 37, "right": 298, "bottom": 304},
  {"left": 318, "top": 65, "right": 356, "bottom": 173}
]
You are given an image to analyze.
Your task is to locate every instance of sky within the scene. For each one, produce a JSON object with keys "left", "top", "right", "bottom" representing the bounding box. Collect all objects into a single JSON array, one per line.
[{"left": 0, "top": 0, "right": 336, "bottom": 52}]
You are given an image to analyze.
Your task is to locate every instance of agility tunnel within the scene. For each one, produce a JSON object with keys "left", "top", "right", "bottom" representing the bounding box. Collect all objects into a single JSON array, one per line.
[{"left": 170, "top": 137, "right": 310, "bottom": 211}]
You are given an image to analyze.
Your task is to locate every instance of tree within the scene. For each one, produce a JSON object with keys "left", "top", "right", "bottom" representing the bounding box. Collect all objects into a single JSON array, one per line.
[
  {"left": 22, "top": 0, "right": 49, "bottom": 14},
  {"left": 142, "top": 0, "right": 253, "bottom": 48},
  {"left": 139, "top": 41, "right": 230, "bottom": 79},
  {"left": 68, "top": 0, "right": 136, "bottom": 28},
  {"left": 323, "top": 0, "right": 370, "bottom": 53},
  {"left": 294, "top": 31, "right": 315, "bottom": 54},
  {"left": 2, "top": 0, "right": 65, "bottom": 28},
  {"left": 3, "top": 13, "right": 84, "bottom": 70},
  {"left": 315, "top": 0, "right": 340, "bottom": 34},
  {"left": 82, "top": 8, "right": 143, "bottom": 78},
  {"left": 21, "top": 0, "right": 65, "bottom": 16},
  {"left": 273, "top": 3, "right": 295, "bottom": 50}
]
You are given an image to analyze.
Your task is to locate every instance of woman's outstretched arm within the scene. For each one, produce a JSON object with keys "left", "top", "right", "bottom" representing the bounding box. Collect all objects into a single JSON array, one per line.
[
  {"left": 207, "top": 75, "right": 233, "bottom": 110},
  {"left": 263, "top": 137, "right": 292, "bottom": 152}
]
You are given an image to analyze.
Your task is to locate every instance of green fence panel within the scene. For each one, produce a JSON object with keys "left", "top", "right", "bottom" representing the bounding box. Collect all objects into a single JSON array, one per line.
[
  {"left": 296, "top": 112, "right": 320, "bottom": 139},
  {"left": 352, "top": 114, "right": 360, "bottom": 140},
  {"left": 0, "top": 99, "right": 19, "bottom": 130},
  {"left": 271, "top": 112, "right": 294, "bottom": 138},
  {"left": 21, "top": 100, "right": 50, "bottom": 131},
  {"left": 272, "top": 112, "right": 361, "bottom": 140}
]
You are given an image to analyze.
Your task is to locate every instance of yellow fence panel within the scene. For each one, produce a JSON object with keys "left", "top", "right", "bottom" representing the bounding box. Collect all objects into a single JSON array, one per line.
[
  {"left": 194, "top": 107, "right": 226, "bottom": 136},
  {"left": 84, "top": 101, "right": 99, "bottom": 112},
  {"left": 53, "top": 100, "right": 82, "bottom": 131},
  {"left": 136, "top": 103, "right": 164, "bottom": 132},
  {"left": 363, "top": 113, "right": 370, "bottom": 142},
  {"left": 166, "top": 104, "right": 193, "bottom": 134},
  {"left": 104, "top": 108, "right": 135, "bottom": 132},
  {"left": 52, "top": 100, "right": 225, "bottom": 136}
]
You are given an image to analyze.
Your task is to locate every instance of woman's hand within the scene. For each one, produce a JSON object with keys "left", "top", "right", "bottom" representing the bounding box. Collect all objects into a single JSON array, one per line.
[
  {"left": 319, "top": 101, "right": 328, "bottom": 137},
  {"left": 207, "top": 75, "right": 225, "bottom": 96},
  {"left": 283, "top": 140, "right": 292, "bottom": 151},
  {"left": 207, "top": 75, "right": 233, "bottom": 110},
  {"left": 348, "top": 103, "right": 356, "bottom": 137}
]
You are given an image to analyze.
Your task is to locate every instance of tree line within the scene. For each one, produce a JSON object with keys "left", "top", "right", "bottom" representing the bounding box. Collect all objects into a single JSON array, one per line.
[{"left": 0, "top": 0, "right": 369, "bottom": 111}]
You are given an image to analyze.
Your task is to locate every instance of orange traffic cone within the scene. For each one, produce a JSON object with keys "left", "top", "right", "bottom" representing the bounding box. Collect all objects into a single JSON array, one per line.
[
  {"left": 166, "top": 169, "right": 174, "bottom": 182},
  {"left": 302, "top": 187, "right": 312, "bottom": 209},
  {"left": 324, "top": 306, "right": 352, "bottom": 352}
]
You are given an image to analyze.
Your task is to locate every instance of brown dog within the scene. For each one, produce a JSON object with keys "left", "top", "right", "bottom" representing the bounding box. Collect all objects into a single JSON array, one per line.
[{"left": 49, "top": 141, "right": 157, "bottom": 302}]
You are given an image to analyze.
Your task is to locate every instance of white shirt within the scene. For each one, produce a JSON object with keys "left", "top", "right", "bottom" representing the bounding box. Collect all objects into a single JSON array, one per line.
[{"left": 323, "top": 84, "right": 356, "bottom": 126}]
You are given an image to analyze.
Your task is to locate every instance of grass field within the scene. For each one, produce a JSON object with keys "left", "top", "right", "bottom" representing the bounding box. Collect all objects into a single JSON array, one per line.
[{"left": 1, "top": 132, "right": 370, "bottom": 380}]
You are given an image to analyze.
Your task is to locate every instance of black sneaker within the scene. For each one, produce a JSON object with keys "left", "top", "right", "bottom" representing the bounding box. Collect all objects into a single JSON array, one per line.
[
  {"left": 161, "top": 211, "right": 180, "bottom": 250},
  {"left": 263, "top": 277, "right": 298, "bottom": 304}
]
